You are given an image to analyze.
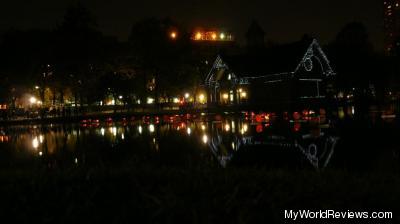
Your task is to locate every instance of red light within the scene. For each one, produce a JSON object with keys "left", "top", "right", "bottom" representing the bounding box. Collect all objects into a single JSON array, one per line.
[{"left": 256, "top": 124, "right": 263, "bottom": 133}]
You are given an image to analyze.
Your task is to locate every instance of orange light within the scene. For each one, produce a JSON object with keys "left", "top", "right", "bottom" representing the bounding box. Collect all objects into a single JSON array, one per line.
[
  {"left": 170, "top": 31, "right": 177, "bottom": 39},
  {"left": 195, "top": 32, "right": 202, "bottom": 40},
  {"left": 211, "top": 33, "right": 217, "bottom": 40}
]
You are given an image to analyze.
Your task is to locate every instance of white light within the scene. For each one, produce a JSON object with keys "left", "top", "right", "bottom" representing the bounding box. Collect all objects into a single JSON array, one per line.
[
  {"left": 112, "top": 127, "right": 117, "bottom": 136},
  {"left": 74, "top": 158, "right": 78, "bottom": 164},
  {"left": 137, "top": 126, "right": 142, "bottom": 134},
  {"left": 32, "top": 137, "right": 39, "bottom": 149},
  {"left": 35, "top": 86, "right": 39, "bottom": 89},
  {"left": 119, "top": 95, "right": 123, "bottom": 99},
  {"left": 101, "top": 128, "right": 105, "bottom": 136},
  {"left": 39, "top": 151, "right": 43, "bottom": 156},
  {"left": 231, "top": 142, "right": 235, "bottom": 150},
  {"left": 187, "top": 127, "right": 191, "bottom": 135},
  {"left": 202, "top": 134, "right": 208, "bottom": 144},
  {"left": 121, "top": 133, "right": 125, "bottom": 140},
  {"left": 149, "top": 124, "right": 155, "bottom": 133},
  {"left": 173, "top": 98, "right": 180, "bottom": 103},
  {"left": 39, "top": 135, "right": 44, "bottom": 143},
  {"left": 220, "top": 33, "right": 225, "bottom": 39},
  {"left": 184, "top": 93, "right": 190, "bottom": 99},
  {"left": 228, "top": 74, "right": 231, "bottom": 80},
  {"left": 29, "top": 97, "right": 37, "bottom": 104}
]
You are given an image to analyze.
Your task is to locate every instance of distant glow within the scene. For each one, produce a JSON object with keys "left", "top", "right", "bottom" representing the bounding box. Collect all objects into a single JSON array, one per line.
[
  {"left": 220, "top": 33, "right": 225, "bottom": 39},
  {"left": 149, "top": 124, "right": 155, "bottom": 133},
  {"left": 101, "top": 128, "right": 105, "bottom": 136},
  {"left": 173, "top": 98, "right": 180, "bottom": 103},
  {"left": 228, "top": 74, "right": 231, "bottom": 80},
  {"left": 39, "top": 135, "right": 44, "bottom": 143},
  {"left": 170, "top": 31, "right": 177, "bottom": 39},
  {"left": 32, "top": 137, "right": 39, "bottom": 149},
  {"left": 121, "top": 133, "right": 125, "bottom": 140},
  {"left": 241, "top": 124, "right": 248, "bottom": 134},
  {"left": 211, "top": 33, "right": 217, "bottom": 40},
  {"left": 195, "top": 32, "right": 202, "bottom": 40},
  {"left": 201, "top": 124, "right": 206, "bottom": 131},
  {"left": 231, "top": 142, "right": 235, "bottom": 150},
  {"left": 238, "top": 88, "right": 242, "bottom": 93},
  {"left": 29, "top": 97, "right": 37, "bottom": 104},
  {"left": 187, "top": 127, "right": 191, "bottom": 135},
  {"left": 35, "top": 86, "right": 39, "bottom": 89},
  {"left": 119, "top": 95, "right": 123, "bottom": 99},
  {"left": 198, "top": 94, "right": 206, "bottom": 103},
  {"left": 225, "top": 124, "right": 230, "bottom": 132},
  {"left": 147, "top": 97, "right": 155, "bottom": 104},
  {"left": 202, "top": 134, "right": 208, "bottom": 144},
  {"left": 74, "top": 158, "right": 78, "bottom": 164},
  {"left": 184, "top": 93, "right": 190, "bottom": 99},
  {"left": 222, "top": 93, "right": 229, "bottom": 100},
  {"left": 240, "top": 91, "right": 247, "bottom": 98},
  {"left": 39, "top": 151, "right": 43, "bottom": 156},
  {"left": 138, "top": 125, "right": 143, "bottom": 134},
  {"left": 112, "top": 127, "right": 117, "bottom": 136}
]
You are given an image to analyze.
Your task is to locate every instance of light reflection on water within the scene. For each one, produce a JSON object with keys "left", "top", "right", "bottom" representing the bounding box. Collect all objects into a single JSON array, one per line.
[{"left": 0, "top": 113, "right": 343, "bottom": 170}]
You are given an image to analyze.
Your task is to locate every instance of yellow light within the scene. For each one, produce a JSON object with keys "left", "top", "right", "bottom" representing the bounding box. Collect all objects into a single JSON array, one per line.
[
  {"left": 238, "top": 88, "right": 242, "bottom": 93},
  {"left": 211, "top": 33, "right": 217, "bottom": 40},
  {"left": 198, "top": 94, "right": 205, "bottom": 103},
  {"left": 147, "top": 97, "right": 155, "bottom": 104},
  {"left": 241, "top": 124, "right": 248, "bottom": 134},
  {"left": 220, "top": 33, "right": 225, "bottom": 39},
  {"left": 201, "top": 124, "right": 206, "bottom": 131},
  {"left": 225, "top": 124, "right": 230, "bottom": 132},
  {"left": 222, "top": 93, "right": 229, "bottom": 100},
  {"left": 173, "top": 98, "right": 180, "bottom": 103},
  {"left": 241, "top": 91, "right": 247, "bottom": 98}
]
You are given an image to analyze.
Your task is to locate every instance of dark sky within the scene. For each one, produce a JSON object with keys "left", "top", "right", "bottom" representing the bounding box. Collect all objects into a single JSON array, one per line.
[{"left": 0, "top": 0, "right": 384, "bottom": 50}]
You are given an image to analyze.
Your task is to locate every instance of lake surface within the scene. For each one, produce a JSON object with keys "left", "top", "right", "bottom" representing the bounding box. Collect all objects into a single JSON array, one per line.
[{"left": 0, "top": 111, "right": 399, "bottom": 172}]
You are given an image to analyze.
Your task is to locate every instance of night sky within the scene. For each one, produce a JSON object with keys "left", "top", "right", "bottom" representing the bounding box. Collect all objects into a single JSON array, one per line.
[{"left": 1, "top": 0, "right": 384, "bottom": 49}]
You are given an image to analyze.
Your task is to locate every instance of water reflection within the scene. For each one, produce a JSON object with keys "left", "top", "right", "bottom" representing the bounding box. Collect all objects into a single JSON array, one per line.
[{"left": 0, "top": 113, "right": 343, "bottom": 170}]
